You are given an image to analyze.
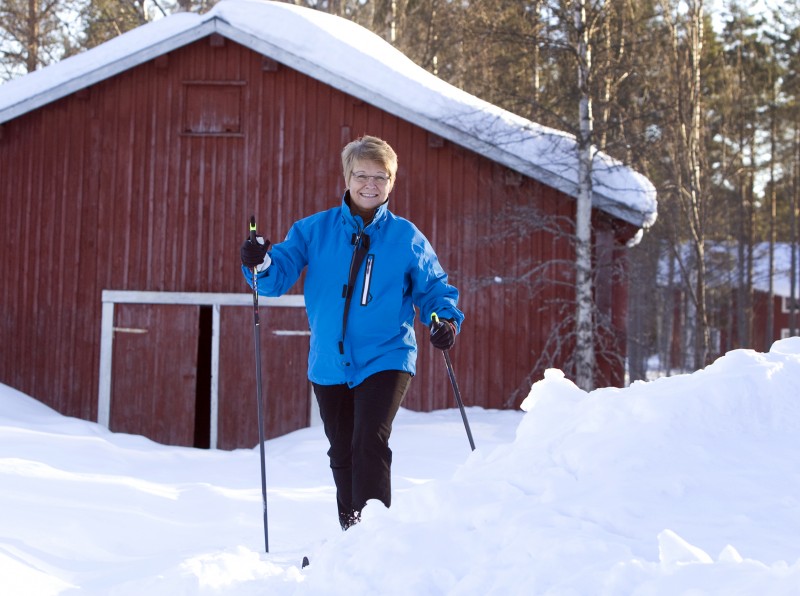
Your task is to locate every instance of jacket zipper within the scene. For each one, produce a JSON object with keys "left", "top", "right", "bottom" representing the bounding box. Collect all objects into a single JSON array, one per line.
[{"left": 340, "top": 228, "right": 368, "bottom": 354}]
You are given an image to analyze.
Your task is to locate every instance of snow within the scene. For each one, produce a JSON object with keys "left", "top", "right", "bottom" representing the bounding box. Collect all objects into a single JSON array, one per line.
[
  {"left": 3, "top": 339, "right": 800, "bottom": 594},
  {"left": 0, "top": 0, "right": 656, "bottom": 229}
]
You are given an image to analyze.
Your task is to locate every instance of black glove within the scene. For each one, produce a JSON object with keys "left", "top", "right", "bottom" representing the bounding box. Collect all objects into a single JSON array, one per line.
[
  {"left": 240, "top": 236, "right": 271, "bottom": 268},
  {"left": 430, "top": 318, "right": 456, "bottom": 351}
]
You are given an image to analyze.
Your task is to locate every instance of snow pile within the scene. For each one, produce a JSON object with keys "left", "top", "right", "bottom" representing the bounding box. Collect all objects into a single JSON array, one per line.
[{"left": 2, "top": 338, "right": 800, "bottom": 594}]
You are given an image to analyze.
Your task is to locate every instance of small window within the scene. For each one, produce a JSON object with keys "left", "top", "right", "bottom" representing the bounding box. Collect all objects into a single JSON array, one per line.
[{"left": 183, "top": 82, "right": 244, "bottom": 135}]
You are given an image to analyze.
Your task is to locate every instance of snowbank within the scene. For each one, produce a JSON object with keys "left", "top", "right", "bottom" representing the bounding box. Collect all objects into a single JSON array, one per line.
[{"left": 2, "top": 338, "right": 800, "bottom": 594}]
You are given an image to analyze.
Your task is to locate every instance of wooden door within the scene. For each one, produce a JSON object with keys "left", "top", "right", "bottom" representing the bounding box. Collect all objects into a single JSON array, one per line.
[
  {"left": 109, "top": 304, "right": 200, "bottom": 446},
  {"left": 217, "top": 304, "right": 311, "bottom": 449}
]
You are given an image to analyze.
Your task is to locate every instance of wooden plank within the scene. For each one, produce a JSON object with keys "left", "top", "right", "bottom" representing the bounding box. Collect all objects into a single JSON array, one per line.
[
  {"left": 97, "top": 301, "right": 115, "bottom": 428},
  {"left": 102, "top": 289, "right": 304, "bottom": 307},
  {"left": 210, "top": 304, "right": 221, "bottom": 449}
]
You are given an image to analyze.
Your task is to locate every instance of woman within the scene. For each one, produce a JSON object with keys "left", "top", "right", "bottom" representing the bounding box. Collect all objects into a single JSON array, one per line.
[{"left": 240, "top": 135, "right": 464, "bottom": 530}]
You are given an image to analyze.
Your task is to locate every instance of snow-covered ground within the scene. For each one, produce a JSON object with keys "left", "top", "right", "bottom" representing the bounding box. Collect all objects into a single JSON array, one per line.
[{"left": 2, "top": 338, "right": 800, "bottom": 595}]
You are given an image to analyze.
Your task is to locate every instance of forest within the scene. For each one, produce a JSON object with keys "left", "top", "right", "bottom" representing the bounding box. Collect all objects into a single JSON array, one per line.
[{"left": 2, "top": 0, "right": 799, "bottom": 384}]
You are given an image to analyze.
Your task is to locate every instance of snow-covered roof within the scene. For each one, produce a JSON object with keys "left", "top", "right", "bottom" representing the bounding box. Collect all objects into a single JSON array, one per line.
[
  {"left": 0, "top": 0, "right": 657, "bottom": 228},
  {"left": 659, "top": 242, "right": 800, "bottom": 297}
]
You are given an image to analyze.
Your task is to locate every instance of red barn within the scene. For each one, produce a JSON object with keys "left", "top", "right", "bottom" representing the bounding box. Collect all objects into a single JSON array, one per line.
[{"left": 0, "top": 0, "right": 656, "bottom": 448}]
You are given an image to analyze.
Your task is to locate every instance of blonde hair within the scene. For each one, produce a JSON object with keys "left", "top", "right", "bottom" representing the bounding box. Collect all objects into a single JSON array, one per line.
[{"left": 341, "top": 135, "right": 398, "bottom": 183}]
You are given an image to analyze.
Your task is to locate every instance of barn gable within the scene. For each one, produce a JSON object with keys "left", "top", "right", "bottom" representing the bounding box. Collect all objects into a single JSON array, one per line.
[{"left": 0, "top": 0, "right": 656, "bottom": 449}]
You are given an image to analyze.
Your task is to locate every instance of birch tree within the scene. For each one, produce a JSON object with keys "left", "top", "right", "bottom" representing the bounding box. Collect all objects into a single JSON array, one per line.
[{"left": 573, "top": 0, "right": 596, "bottom": 390}]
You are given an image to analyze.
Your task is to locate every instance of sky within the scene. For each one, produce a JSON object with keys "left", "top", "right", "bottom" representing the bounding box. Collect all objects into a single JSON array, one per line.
[{"left": 2, "top": 337, "right": 800, "bottom": 594}]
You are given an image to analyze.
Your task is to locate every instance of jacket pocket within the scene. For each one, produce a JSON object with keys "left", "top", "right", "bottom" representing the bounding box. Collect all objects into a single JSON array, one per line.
[{"left": 360, "top": 254, "right": 375, "bottom": 305}]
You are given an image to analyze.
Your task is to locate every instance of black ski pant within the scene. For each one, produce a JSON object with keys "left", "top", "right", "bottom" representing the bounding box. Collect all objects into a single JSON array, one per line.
[{"left": 313, "top": 370, "right": 411, "bottom": 530}]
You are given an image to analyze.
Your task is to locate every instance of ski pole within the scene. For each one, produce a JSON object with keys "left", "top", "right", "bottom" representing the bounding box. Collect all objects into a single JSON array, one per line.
[
  {"left": 249, "top": 215, "right": 269, "bottom": 553},
  {"left": 431, "top": 313, "right": 476, "bottom": 452}
]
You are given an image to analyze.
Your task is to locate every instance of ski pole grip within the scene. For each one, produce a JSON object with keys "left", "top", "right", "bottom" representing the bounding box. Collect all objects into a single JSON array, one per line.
[
  {"left": 249, "top": 215, "right": 257, "bottom": 244},
  {"left": 431, "top": 312, "right": 440, "bottom": 325}
]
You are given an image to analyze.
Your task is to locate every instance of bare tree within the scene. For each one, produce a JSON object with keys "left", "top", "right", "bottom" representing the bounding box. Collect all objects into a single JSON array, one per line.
[
  {"left": 0, "top": 0, "right": 80, "bottom": 78},
  {"left": 79, "top": 0, "right": 155, "bottom": 48},
  {"left": 657, "top": 0, "right": 710, "bottom": 370},
  {"left": 772, "top": 2, "right": 800, "bottom": 338}
]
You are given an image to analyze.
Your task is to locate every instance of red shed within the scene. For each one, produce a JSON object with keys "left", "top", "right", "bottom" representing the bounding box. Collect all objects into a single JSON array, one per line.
[
  {"left": 661, "top": 242, "right": 799, "bottom": 369},
  {"left": 0, "top": 0, "right": 656, "bottom": 448}
]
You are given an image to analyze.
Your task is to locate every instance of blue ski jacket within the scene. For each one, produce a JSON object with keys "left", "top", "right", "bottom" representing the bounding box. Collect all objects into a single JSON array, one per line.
[{"left": 242, "top": 193, "right": 464, "bottom": 388}]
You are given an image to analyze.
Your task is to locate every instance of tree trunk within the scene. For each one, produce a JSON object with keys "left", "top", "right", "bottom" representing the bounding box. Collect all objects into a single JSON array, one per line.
[
  {"left": 766, "top": 79, "right": 777, "bottom": 351},
  {"left": 792, "top": 122, "right": 800, "bottom": 336},
  {"left": 683, "top": 0, "right": 709, "bottom": 369},
  {"left": 26, "top": 0, "right": 39, "bottom": 72},
  {"left": 574, "top": 0, "right": 595, "bottom": 391}
]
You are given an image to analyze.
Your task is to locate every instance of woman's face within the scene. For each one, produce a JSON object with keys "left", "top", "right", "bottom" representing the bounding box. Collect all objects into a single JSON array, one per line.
[{"left": 347, "top": 159, "right": 394, "bottom": 219}]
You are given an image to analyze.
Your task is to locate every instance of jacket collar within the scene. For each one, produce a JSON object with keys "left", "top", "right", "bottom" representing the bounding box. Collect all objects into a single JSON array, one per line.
[{"left": 340, "top": 190, "right": 389, "bottom": 233}]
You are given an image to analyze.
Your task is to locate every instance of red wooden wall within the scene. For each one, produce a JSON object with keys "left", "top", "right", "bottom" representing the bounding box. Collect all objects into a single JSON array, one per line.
[
  {"left": 0, "top": 34, "right": 634, "bottom": 447},
  {"left": 718, "top": 291, "right": 798, "bottom": 358}
]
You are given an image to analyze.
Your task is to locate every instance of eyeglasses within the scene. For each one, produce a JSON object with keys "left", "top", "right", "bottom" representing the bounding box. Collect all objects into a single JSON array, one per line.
[{"left": 351, "top": 173, "right": 391, "bottom": 186}]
